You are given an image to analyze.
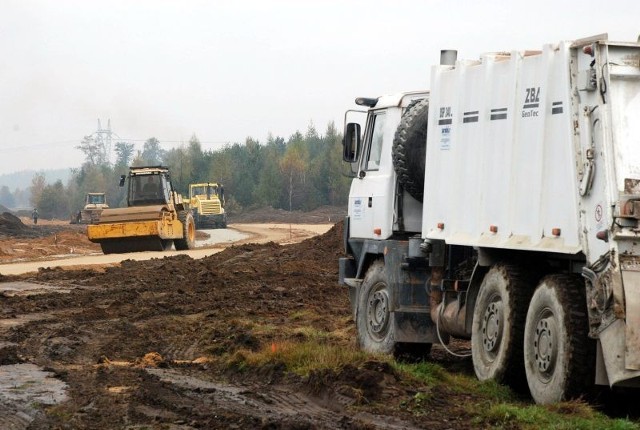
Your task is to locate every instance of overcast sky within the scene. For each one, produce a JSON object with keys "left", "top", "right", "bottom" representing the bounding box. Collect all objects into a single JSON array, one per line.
[{"left": 0, "top": 0, "right": 639, "bottom": 175}]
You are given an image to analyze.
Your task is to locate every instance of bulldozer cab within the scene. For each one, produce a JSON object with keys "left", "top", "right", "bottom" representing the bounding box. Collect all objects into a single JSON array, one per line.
[
  {"left": 189, "top": 183, "right": 223, "bottom": 203},
  {"left": 86, "top": 193, "right": 106, "bottom": 205},
  {"left": 127, "top": 170, "right": 172, "bottom": 207}
]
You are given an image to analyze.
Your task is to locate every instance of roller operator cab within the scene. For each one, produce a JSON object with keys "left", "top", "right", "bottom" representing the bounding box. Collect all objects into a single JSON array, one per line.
[
  {"left": 339, "top": 34, "right": 640, "bottom": 404},
  {"left": 87, "top": 166, "right": 196, "bottom": 254}
]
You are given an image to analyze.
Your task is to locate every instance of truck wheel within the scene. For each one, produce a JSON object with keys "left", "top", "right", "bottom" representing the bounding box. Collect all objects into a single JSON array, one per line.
[
  {"left": 471, "top": 264, "right": 532, "bottom": 386},
  {"left": 524, "top": 275, "right": 595, "bottom": 404},
  {"left": 392, "top": 98, "right": 429, "bottom": 202},
  {"left": 357, "top": 260, "right": 396, "bottom": 354},
  {"left": 174, "top": 211, "right": 196, "bottom": 250}
]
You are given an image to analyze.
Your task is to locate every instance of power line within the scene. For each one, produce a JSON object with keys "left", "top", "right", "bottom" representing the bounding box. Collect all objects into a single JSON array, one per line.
[{"left": 0, "top": 137, "right": 234, "bottom": 154}]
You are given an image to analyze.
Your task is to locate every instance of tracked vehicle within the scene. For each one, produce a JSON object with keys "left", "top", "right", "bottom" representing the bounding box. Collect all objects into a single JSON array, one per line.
[{"left": 87, "top": 166, "right": 196, "bottom": 254}]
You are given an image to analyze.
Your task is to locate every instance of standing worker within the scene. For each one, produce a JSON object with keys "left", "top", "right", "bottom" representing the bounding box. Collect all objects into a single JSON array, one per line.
[{"left": 32, "top": 208, "right": 38, "bottom": 224}]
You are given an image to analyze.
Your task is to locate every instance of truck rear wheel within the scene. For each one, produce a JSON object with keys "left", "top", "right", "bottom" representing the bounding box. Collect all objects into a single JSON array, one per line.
[
  {"left": 524, "top": 275, "right": 595, "bottom": 404},
  {"left": 392, "top": 98, "right": 429, "bottom": 202},
  {"left": 357, "top": 260, "right": 396, "bottom": 354},
  {"left": 174, "top": 211, "right": 196, "bottom": 250},
  {"left": 471, "top": 264, "right": 532, "bottom": 386}
]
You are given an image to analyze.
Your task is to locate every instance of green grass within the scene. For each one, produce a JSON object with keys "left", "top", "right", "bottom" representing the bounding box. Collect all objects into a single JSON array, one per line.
[
  {"left": 394, "top": 360, "right": 638, "bottom": 429},
  {"left": 226, "top": 340, "right": 375, "bottom": 376},
  {"left": 476, "top": 402, "right": 638, "bottom": 430},
  {"left": 214, "top": 324, "right": 639, "bottom": 429}
]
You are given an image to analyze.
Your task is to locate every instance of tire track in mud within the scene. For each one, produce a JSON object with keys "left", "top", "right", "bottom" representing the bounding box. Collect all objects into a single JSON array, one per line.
[
  {"left": 146, "top": 368, "right": 421, "bottom": 429},
  {"left": 0, "top": 403, "right": 34, "bottom": 430}
]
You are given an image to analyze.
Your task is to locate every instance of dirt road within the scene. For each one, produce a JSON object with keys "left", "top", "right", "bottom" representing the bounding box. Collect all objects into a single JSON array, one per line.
[{"left": 0, "top": 223, "right": 333, "bottom": 276}]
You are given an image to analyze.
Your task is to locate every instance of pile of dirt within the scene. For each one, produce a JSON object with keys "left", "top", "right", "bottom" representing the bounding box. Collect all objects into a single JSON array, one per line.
[
  {"left": 0, "top": 212, "right": 34, "bottom": 238},
  {"left": 0, "top": 212, "right": 79, "bottom": 240},
  {"left": 231, "top": 205, "right": 346, "bottom": 224}
]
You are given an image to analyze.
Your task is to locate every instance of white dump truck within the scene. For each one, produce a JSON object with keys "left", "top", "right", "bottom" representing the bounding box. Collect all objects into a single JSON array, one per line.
[{"left": 339, "top": 34, "right": 640, "bottom": 404}]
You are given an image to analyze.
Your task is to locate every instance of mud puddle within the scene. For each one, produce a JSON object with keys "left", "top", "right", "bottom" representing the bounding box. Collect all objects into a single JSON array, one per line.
[
  {"left": 0, "top": 363, "right": 68, "bottom": 429},
  {"left": 0, "top": 280, "right": 75, "bottom": 297}
]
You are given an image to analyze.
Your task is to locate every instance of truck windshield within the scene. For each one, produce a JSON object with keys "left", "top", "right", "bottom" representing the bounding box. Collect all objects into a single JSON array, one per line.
[
  {"left": 88, "top": 195, "right": 105, "bottom": 204},
  {"left": 129, "top": 174, "right": 169, "bottom": 206}
]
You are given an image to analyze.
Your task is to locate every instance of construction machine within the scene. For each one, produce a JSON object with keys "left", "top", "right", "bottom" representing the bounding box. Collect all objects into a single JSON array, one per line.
[
  {"left": 188, "top": 182, "right": 227, "bottom": 229},
  {"left": 87, "top": 166, "right": 196, "bottom": 254},
  {"left": 71, "top": 192, "right": 108, "bottom": 224}
]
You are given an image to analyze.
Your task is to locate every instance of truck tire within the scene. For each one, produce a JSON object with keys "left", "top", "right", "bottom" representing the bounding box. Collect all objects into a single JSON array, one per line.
[
  {"left": 174, "top": 211, "right": 196, "bottom": 250},
  {"left": 392, "top": 98, "right": 429, "bottom": 202},
  {"left": 471, "top": 264, "right": 533, "bottom": 387},
  {"left": 524, "top": 274, "right": 595, "bottom": 404},
  {"left": 357, "top": 260, "right": 396, "bottom": 354}
]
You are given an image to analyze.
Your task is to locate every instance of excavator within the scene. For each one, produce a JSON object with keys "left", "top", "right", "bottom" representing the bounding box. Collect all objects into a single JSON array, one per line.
[{"left": 87, "top": 166, "right": 196, "bottom": 254}]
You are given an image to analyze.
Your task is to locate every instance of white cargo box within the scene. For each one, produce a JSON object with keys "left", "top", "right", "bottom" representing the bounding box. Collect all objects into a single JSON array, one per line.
[{"left": 422, "top": 38, "right": 640, "bottom": 262}]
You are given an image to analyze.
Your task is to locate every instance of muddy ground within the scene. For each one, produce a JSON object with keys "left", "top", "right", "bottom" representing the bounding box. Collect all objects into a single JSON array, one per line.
[
  {"left": 0, "top": 208, "right": 636, "bottom": 429},
  {"left": 0, "top": 208, "right": 479, "bottom": 429}
]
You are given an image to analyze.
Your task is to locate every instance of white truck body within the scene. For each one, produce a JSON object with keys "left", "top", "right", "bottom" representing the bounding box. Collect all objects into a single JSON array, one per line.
[{"left": 340, "top": 34, "right": 640, "bottom": 403}]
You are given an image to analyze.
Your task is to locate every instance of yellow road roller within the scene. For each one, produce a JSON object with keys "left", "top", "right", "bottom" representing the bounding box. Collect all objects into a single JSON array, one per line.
[{"left": 87, "top": 166, "right": 196, "bottom": 254}]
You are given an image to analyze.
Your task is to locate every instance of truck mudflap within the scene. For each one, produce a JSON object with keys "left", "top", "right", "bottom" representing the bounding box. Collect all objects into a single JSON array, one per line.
[
  {"left": 393, "top": 310, "right": 442, "bottom": 344},
  {"left": 594, "top": 263, "right": 640, "bottom": 387},
  {"left": 597, "top": 320, "right": 640, "bottom": 387},
  {"left": 622, "top": 268, "right": 640, "bottom": 370}
]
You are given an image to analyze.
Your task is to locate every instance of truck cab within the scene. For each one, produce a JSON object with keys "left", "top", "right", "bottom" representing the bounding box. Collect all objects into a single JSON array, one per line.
[{"left": 344, "top": 91, "right": 428, "bottom": 241}]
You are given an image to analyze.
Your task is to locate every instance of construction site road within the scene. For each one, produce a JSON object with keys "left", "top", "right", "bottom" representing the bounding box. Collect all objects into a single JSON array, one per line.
[{"left": 0, "top": 223, "right": 333, "bottom": 276}]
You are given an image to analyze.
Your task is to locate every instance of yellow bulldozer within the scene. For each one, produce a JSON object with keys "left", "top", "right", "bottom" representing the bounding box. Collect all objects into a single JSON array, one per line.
[
  {"left": 71, "top": 192, "right": 109, "bottom": 224},
  {"left": 87, "top": 166, "right": 196, "bottom": 254},
  {"left": 188, "top": 182, "right": 227, "bottom": 229}
]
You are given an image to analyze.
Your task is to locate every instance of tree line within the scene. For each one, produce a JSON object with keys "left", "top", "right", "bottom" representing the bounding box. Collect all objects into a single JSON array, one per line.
[{"left": 21, "top": 122, "right": 351, "bottom": 220}]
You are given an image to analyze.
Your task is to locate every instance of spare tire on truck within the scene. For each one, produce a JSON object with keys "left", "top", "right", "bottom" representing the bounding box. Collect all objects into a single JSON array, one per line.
[{"left": 392, "top": 98, "right": 429, "bottom": 202}]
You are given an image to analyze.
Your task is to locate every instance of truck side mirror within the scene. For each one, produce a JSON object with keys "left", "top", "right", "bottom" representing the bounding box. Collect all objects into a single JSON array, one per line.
[
  {"left": 119, "top": 175, "right": 126, "bottom": 187},
  {"left": 343, "top": 123, "right": 361, "bottom": 162}
]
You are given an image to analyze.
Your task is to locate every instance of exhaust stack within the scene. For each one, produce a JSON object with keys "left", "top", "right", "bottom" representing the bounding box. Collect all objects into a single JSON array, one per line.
[{"left": 440, "top": 50, "right": 458, "bottom": 66}]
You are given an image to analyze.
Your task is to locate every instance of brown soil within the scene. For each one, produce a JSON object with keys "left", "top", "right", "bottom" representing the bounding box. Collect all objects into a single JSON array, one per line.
[{"left": 0, "top": 220, "right": 484, "bottom": 429}]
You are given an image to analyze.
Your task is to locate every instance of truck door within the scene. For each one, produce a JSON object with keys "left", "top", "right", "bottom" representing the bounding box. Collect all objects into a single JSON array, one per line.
[{"left": 348, "top": 109, "right": 395, "bottom": 239}]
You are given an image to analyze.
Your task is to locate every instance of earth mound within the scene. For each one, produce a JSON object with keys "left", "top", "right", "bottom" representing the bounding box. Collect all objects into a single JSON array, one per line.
[{"left": 0, "top": 212, "right": 34, "bottom": 238}]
